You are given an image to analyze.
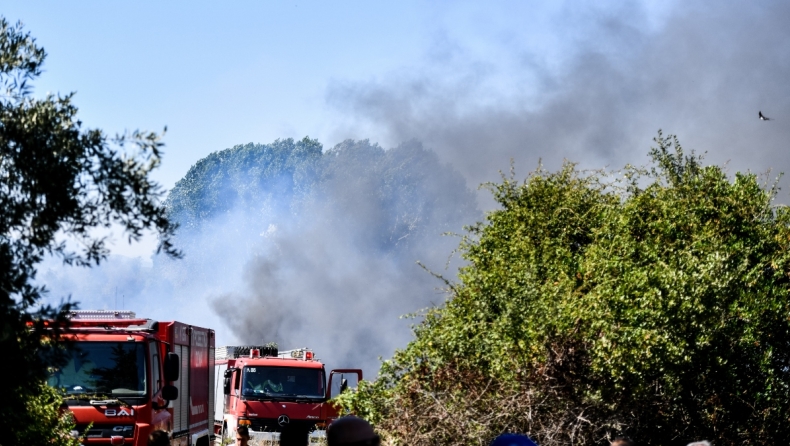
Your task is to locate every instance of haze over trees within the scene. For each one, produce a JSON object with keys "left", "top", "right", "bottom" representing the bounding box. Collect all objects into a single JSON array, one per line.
[
  {"left": 0, "top": 19, "right": 178, "bottom": 445},
  {"left": 165, "top": 137, "right": 477, "bottom": 260},
  {"left": 338, "top": 134, "right": 790, "bottom": 446},
  {"left": 162, "top": 138, "right": 480, "bottom": 370}
]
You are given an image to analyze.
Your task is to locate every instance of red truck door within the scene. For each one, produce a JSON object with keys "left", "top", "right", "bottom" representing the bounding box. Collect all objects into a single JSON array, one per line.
[
  {"left": 328, "top": 369, "right": 363, "bottom": 397},
  {"left": 326, "top": 369, "right": 363, "bottom": 420},
  {"left": 327, "top": 369, "right": 363, "bottom": 397}
]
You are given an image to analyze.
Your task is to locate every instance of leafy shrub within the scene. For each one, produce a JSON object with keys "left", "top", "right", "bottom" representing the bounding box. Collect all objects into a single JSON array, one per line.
[{"left": 337, "top": 133, "right": 790, "bottom": 445}]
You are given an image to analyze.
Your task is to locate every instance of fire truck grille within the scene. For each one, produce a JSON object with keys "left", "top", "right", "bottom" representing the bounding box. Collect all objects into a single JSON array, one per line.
[
  {"left": 75, "top": 424, "right": 135, "bottom": 438},
  {"left": 249, "top": 418, "right": 317, "bottom": 432}
]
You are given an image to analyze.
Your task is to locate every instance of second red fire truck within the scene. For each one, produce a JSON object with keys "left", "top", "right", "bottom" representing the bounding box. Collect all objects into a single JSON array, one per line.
[
  {"left": 214, "top": 345, "right": 362, "bottom": 442},
  {"left": 47, "top": 310, "right": 215, "bottom": 446}
]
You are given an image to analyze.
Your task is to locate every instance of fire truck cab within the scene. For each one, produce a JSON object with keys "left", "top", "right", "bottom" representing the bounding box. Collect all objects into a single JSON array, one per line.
[
  {"left": 214, "top": 345, "right": 362, "bottom": 443},
  {"left": 48, "top": 310, "right": 215, "bottom": 446}
]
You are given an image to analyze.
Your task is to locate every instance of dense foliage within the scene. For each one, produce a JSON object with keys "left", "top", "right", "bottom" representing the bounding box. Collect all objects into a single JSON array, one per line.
[
  {"left": 337, "top": 134, "right": 790, "bottom": 446},
  {"left": 0, "top": 19, "right": 177, "bottom": 445},
  {"left": 165, "top": 137, "right": 323, "bottom": 232}
]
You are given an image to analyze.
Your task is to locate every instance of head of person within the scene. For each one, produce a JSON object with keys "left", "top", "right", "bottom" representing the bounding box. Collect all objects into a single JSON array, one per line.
[
  {"left": 236, "top": 425, "right": 251, "bottom": 446},
  {"left": 490, "top": 433, "right": 538, "bottom": 446},
  {"left": 610, "top": 437, "right": 634, "bottom": 446},
  {"left": 148, "top": 430, "right": 170, "bottom": 446},
  {"left": 327, "top": 416, "right": 380, "bottom": 446}
]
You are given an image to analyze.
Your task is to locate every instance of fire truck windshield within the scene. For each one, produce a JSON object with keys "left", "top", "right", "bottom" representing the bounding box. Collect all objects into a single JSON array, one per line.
[
  {"left": 47, "top": 342, "right": 147, "bottom": 398},
  {"left": 242, "top": 366, "right": 325, "bottom": 399}
]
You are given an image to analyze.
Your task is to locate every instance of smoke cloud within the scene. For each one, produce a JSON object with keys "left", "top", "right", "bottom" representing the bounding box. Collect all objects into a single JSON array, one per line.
[{"left": 327, "top": 0, "right": 790, "bottom": 197}]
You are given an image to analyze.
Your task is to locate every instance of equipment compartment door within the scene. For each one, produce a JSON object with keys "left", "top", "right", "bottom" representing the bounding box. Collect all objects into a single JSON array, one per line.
[{"left": 189, "top": 328, "right": 210, "bottom": 438}]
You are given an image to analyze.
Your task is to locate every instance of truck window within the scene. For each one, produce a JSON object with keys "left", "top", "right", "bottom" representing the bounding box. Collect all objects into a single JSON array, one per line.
[
  {"left": 330, "top": 372, "right": 360, "bottom": 399},
  {"left": 242, "top": 366, "right": 325, "bottom": 399},
  {"left": 149, "top": 342, "right": 161, "bottom": 393},
  {"left": 48, "top": 341, "right": 147, "bottom": 398}
]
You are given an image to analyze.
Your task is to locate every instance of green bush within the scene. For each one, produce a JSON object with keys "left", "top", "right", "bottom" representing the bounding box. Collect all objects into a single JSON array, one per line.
[
  {"left": 7, "top": 383, "right": 80, "bottom": 446},
  {"left": 337, "top": 133, "right": 790, "bottom": 445}
]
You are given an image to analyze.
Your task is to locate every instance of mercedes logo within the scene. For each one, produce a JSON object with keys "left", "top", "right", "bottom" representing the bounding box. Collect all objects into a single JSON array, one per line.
[{"left": 277, "top": 415, "right": 290, "bottom": 426}]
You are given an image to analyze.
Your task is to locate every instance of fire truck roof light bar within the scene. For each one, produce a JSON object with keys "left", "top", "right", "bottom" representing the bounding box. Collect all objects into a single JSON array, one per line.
[
  {"left": 52, "top": 325, "right": 156, "bottom": 335},
  {"left": 277, "top": 348, "right": 315, "bottom": 361},
  {"left": 68, "top": 310, "right": 137, "bottom": 320},
  {"left": 215, "top": 345, "right": 279, "bottom": 360}
]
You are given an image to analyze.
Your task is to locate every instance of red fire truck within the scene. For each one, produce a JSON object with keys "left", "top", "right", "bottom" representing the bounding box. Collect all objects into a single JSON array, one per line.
[
  {"left": 214, "top": 345, "right": 362, "bottom": 442},
  {"left": 47, "top": 310, "right": 215, "bottom": 446}
]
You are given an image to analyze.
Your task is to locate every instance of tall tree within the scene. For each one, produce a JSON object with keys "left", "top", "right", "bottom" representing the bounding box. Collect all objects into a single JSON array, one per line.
[
  {"left": 0, "top": 19, "right": 178, "bottom": 445},
  {"left": 338, "top": 133, "right": 790, "bottom": 446}
]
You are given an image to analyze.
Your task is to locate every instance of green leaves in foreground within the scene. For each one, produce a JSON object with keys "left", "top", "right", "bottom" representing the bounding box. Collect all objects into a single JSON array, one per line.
[
  {"left": 1, "top": 18, "right": 177, "bottom": 446},
  {"left": 337, "top": 133, "right": 790, "bottom": 446},
  {"left": 9, "top": 384, "right": 79, "bottom": 446}
]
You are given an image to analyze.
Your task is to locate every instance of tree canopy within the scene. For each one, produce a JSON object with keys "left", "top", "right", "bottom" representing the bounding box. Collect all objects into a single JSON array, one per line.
[
  {"left": 165, "top": 137, "right": 323, "bottom": 232},
  {"left": 0, "top": 18, "right": 177, "bottom": 446},
  {"left": 165, "top": 137, "right": 478, "bottom": 255},
  {"left": 338, "top": 133, "right": 790, "bottom": 446}
]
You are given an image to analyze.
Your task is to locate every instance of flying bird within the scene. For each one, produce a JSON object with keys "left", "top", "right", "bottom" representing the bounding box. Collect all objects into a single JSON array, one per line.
[{"left": 759, "top": 111, "right": 771, "bottom": 121}]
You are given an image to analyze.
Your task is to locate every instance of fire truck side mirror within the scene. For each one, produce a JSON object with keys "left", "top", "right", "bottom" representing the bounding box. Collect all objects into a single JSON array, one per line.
[
  {"left": 222, "top": 368, "right": 237, "bottom": 395},
  {"left": 162, "top": 384, "right": 178, "bottom": 401},
  {"left": 165, "top": 352, "right": 180, "bottom": 382},
  {"left": 340, "top": 378, "right": 348, "bottom": 394}
]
